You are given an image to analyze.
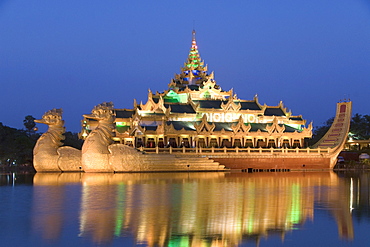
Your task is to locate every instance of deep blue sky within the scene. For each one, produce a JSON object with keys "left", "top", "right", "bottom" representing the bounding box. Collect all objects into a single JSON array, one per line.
[{"left": 1, "top": 0, "right": 370, "bottom": 132}]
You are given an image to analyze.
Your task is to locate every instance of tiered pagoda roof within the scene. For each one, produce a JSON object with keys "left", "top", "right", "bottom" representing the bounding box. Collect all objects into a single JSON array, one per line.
[
  {"left": 82, "top": 30, "right": 312, "bottom": 146},
  {"left": 168, "top": 30, "right": 220, "bottom": 91}
]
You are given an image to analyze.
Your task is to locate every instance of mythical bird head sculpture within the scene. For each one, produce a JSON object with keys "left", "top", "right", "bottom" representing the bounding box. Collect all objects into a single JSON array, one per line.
[
  {"left": 35, "top": 108, "right": 64, "bottom": 127},
  {"left": 83, "top": 102, "right": 115, "bottom": 123},
  {"left": 81, "top": 102, "right": 116, "bottom": 172},
  {"left": 82, "top": 102, "right": 116, "bottom": 152},
  {"left": 34, "top": 108, "right": 65, "bottom": 153}
]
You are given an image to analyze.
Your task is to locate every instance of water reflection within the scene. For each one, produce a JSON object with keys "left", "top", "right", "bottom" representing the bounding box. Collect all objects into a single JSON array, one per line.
[
  {"left": 26, "top": 171, "right": 362, "bottom": 246},
  {"left": 32, "top": 173, "right": 82, "bottom": 241}
]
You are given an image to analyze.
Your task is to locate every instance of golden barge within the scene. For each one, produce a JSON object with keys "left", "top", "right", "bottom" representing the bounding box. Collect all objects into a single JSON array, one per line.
[{"left": 33, "top": 31, "right": 351, "bottom": 172}]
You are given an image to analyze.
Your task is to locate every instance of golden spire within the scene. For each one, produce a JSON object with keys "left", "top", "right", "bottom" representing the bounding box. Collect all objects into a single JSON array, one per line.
[
  {"left": 185, "top": 30, "right": 203, "bottom": 71},
  {"left": 169, "top": 30, "right": 213, "bottom": 90}
]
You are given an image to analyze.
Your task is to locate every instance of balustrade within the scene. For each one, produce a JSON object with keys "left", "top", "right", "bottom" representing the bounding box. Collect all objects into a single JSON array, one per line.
[{"left": 137, "top": 146, "right": 330, "bottom": 155}]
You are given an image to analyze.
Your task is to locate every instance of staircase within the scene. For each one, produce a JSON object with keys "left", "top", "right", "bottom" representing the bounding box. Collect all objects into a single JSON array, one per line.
[
  {"left": 138, "top": 153, "right": 226, "bottom": 171},
  {"left": 312, "top": 101, "right": 352, "bottom": 150}
]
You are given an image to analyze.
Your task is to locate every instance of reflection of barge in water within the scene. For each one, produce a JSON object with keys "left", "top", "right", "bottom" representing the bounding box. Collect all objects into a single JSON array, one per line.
[
  {"left": 78, "top": 31, "right": 351, "bottom": 171},
  {"left": 31, "top": 172, "right": 353, "bottom": 245}
]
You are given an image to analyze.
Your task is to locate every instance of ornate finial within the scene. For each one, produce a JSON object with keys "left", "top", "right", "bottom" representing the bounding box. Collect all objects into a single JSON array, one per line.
[
  {"left": 191, "top": 29, "right": 198, "bottom": 53},
  {"left": 183, "top": 30, "right": 205, "bottom": 85},
  {"left": 170, "top": 30, "right": 218, "bottom": 89}
]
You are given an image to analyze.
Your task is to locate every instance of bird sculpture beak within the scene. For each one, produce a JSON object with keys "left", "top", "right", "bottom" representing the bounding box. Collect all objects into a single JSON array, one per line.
[
  {"left": 34, "top": 119, "right": 46, "bottom": 124},
  {"left": 83, "top": 114, "right": 100, "bottom": 120}
]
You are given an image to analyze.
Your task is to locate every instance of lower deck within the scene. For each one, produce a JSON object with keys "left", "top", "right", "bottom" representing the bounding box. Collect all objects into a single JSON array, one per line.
[
  {"left": 211, "top": 157, "right": 331, "bottom": 170},
  {"left": 137, "top": 146, "right": 336, "bottom": 170}
]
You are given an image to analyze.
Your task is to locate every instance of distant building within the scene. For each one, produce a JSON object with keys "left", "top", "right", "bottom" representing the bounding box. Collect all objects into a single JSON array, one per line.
[{"left": 345, "top": 139, "right": 370, "bottom": 151}]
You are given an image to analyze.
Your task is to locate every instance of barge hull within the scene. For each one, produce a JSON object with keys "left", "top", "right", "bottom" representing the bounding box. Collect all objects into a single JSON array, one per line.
[{"left": 212, "top": 157, "right": 331, "bottom": 170}]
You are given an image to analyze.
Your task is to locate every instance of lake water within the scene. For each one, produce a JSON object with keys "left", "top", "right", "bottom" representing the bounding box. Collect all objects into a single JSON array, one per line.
[{"left": 1, "top": 171, "right": 370, "bottom": 247}]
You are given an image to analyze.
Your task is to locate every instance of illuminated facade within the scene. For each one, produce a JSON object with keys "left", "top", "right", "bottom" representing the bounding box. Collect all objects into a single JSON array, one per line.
[{"left": 81, "top": 31, "right": 313, "bottom": 149}]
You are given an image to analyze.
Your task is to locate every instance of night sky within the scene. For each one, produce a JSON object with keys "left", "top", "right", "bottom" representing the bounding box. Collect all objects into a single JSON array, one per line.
[{"left": 1, "top": 0, "right": 369, "bottom": 132}]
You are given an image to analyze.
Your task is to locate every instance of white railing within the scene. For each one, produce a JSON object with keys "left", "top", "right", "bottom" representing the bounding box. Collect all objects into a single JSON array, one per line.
[{"left": 137, "top": 146, "right": 332, "bottom": 155}]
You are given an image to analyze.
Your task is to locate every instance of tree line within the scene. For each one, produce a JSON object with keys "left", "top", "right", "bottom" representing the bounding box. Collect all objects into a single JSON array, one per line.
[
  {"left": 0, "top": 116, "right": 82, "bottom": 171},
  {"left": 309, "top": 113, "right": 370, "bottom": 146}
]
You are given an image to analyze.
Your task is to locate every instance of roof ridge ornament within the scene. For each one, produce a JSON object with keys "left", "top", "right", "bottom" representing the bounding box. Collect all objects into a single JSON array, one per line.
[
  {"left": 266, "top": 116, "right": 285, "bottom": 134},
  {"left": 194, "top": 114, "right": 215, "bottom": 134},
  {"left": 231, "top": 116, "right": 251, "bottom": 134}
]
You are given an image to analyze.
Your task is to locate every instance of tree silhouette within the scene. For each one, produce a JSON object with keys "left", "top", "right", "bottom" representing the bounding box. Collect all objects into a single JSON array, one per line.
[
  {"left": 350, "top": 113, "right": 370, "bottom": 139},
  {"left": 23, "top": 115, "right": 36, "bottom": 136},
  {"left": 309, "top": 113, "right": 370, "bottom": 146},
  {"left": 0, "top": 122, "right": 38, "bottom": 169},
  {"left": 308, "top": 117, "right": 334, "bottom": 146}
]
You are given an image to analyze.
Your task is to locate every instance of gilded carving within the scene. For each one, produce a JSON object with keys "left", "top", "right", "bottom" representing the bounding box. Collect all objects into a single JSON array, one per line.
[
  {"left": 194, "top": 114, "right": 215, "bottom": 134},
  {"left": 82, "top": 102, "right": 115, "bottom": 172},
  {"left": 266, "top": 117, "right": 285, "bottom": 135},
  {"left": 33, "top": 109, "right": 81, "bottom": 172},
  {"left": 109, "top": 144, "right": 147, "bottom": 172},
  {"left": 221, "top": 96, "right": 241, "bottom": 112},
  {"left": 231, "top": 116, "right": 251, "bottom": 133}
]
